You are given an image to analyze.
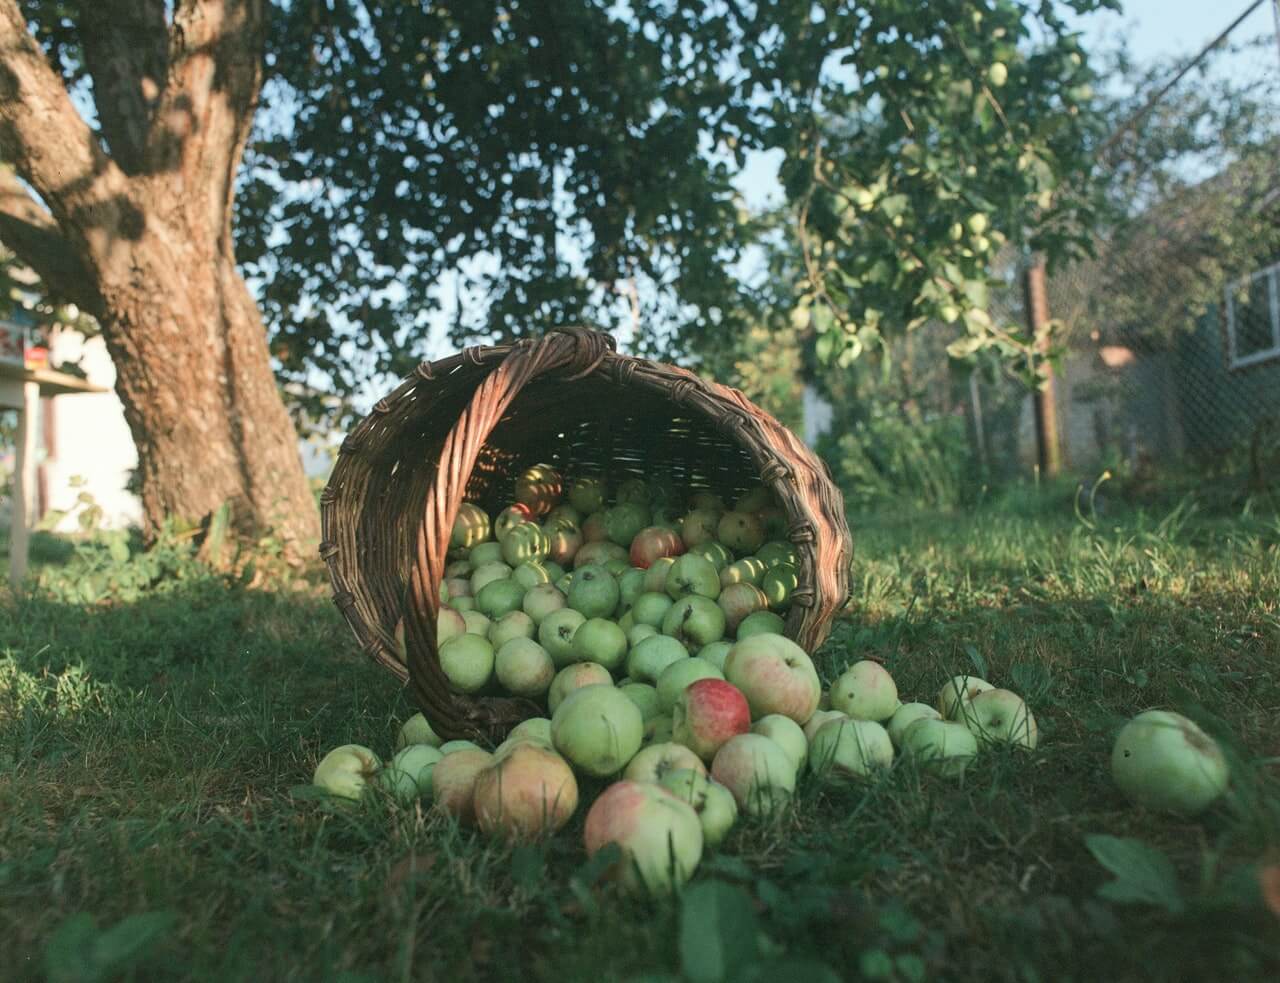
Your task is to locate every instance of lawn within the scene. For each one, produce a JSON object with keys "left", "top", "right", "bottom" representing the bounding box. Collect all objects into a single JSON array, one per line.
[{"left": 2, "top": 495, "right": 1278, "bottom": 982}]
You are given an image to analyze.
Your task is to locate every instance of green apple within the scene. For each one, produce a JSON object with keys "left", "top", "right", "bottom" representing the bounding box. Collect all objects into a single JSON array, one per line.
[
  {"left": 604, "top": 503, "right": 650, "bottom": 546},
  {"left": 604, "top": 557, "right": 631, "bottom": 577},
  {"left": 802, "top": 709, "right": 848, "bottom": 742},
  {"left": 662, "top": 594, "right": 727, "bottom": 651},
  {"left": 568, "top": 477, "right": 607, "bottom": 514},
  {"left": 451, "top": 596, "right": 476, "bottom": 612},
  {"left": 469, "top": 542, "right": 504, "bottom": 568},
  {"left": 475, "top": 578, "right": 525, "bottom": 619},
  {"left": 439, "top": 740, "right": 483, "bottom": 755},
  {"left": 581, "top": 511, "right": 608, "bottom": 543},
  {"left": 710, "top": 733, "right": 797, "bottom": 817},
  {"left": 665, "top": 554, "right": 721, "bottom": 601},
  {"left": 628, "top": 623, "right": 659, "bottom": 647},
  {"left": 471, "top": 561, "right": 514, "bottom": 595},
  {"left": 439, "top": 634, "right": 495, "bottom": 693},
  {"left": 690, "top": 541, "right": 733, "bottom": 571},
  {"left": 751, "top": 714, "right": 807, "bottom": 771},
  {"left": 500, "top": 522, "right": 550, "bottom": 566},
  {"left": 718, "top": 582, "right": 768, "bottom": 632},
  {"left": 624, "top": 741, "right": 707, "bottom": 783},
  {"left": 830, "top": 660, "right": 899, "bottom": 722},
  {"left": 643, "top": 557, "right": 675, "bottom": 593},
  {"left": 936, "top": 675, "right": 995, "bottom": 721},
  {"left": 542, "top": 560, "right": 566, "bottom": 582},
  {"left": 379, "top": 744, "right": 444, "bottom": 803},
  {"left": 808, "top": 718, "right": 894, "bottom": 780},
  {"left": 495, "top": 505, "right": 533, "bottom": 539},
  {"left": 620, "top": 682, "right": 662, "bottom": 721},
  {"left": 689, "top": 490, "right": 724, "bottom": 512},
  {"left": 697, "top": 640, "right": 733, "bottom": 672},
  {"left": 617, "top": 567, "right": 647, "bottom": 612},
  {"left": 965, "top": 689, "right": 1038, "bottom": 749},
  {"left": 717, "top": 511, "right": 765, "bottom": 554},
  {"left": 513, "top": 464, "right": 562, "bottom": 517},
  {"left": 495, "top": 637, "right": 556, "bottom": 698},
  {"left": 437, "top": 607, "right": 467, "bottom": 647},
  {"left": 723, "top": 633, "right": 820, "bottom": 723},
  {"left": 444, "top": 559, "right": 473, "bottom": 578},
  {"left": 736, "top": 610, "right": 785, "bottom": 638},
  {"left": 572, "top": 618, "right": 628, "bottom": 672},
  {"left": 901, "top": 718, "right": 979, "bottom": 777},
  {"left": 680, "top": 508, "right": 721, "bottom": 548},
  {"left": 546, "top": 524, "right": 583, "bottom": 566},
  {"left": 545, "top": 504, "right": 581, "bottom": 528},
  {"left": 886, "top": 702, "right": 941, "bottom": 749},
  {"left": 573, "top": 541, "right": 629, "bottom": 569},
  {"left": 512, "top": 560, "right": 552, "bottom": 590},
  {"left": 632, "top": 592, "right": 674, "bottom": 628},
  {"left": 433, "top": 748, "right": 494, "bottom": 824},
  {"left": 451, "top": 503, "right": 491, "bottom": 550},
  {"left": 461, "top": 609, "right": 492, "bottom": 637},
  {"left": 568, "top": 565, "right": 620, "bottom": 619},
  {"left": 656, "top": 657, "right": 724, "bottom": 714},
  {"left": 1111, "top": 710, "right": 1228, "bottom": 815},
  {"left": 584, "top": 780, "right": 703, "bottom": 896},
  {"left": 548, "top": 662, "right": 614, "bottom": 714},
  {"left": 522, "top": 583, "right": 567, "bottom": 623},
  {"left": 444, "top": 577, "right": 471, "bottom": 599},
  {"left": 615, "top": 477, "right": 650, "bottom": 505},
  {"left": 551, "top": 685, "right": 644, "bottom": 777},
  {"left": 488, "top": 610, "right": 536, "bottom": 650},
  {"left": 760, "top": 562, "right": 798, "bottom": 610},
  {"left": 645, "top": 715, "right": 674, "bottom": 744},
  {"left": 720, "top": 557, "right": 766, "bottom": 588},
  {"left": 504, "top": 717, "right": 554, "bottom": 748},
  {"left": 538, "top": 608, "right": 587, "bottom": 667},
  {"left": 314, "top": 744, "right": 381, "bottom": 801},
  {"left": 396, "top": 712, "right": 443, "bottom": 750},
  {"left": 755, "top": 541, "right": 796, "bottom": 569},
  {"left": 734, "top": 487, "right": 773, "bottom": 513},
  {"left": 660, "top": 768, "right": 737, "bottom": 848},
  {"left": 627, "top": 634, "right": 689, "bottom": 684},
  {"left": 473, "top": 743, "right": 578, "bottom": 841}
]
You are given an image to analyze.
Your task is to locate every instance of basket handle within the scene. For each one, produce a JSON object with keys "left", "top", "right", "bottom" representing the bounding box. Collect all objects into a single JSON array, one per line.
[{"left": 401, "top": 327, "right": 617, "bottom": 741}]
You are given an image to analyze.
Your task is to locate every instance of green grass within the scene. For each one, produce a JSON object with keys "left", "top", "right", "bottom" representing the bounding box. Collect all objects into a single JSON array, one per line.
[{"left": 2, "top": 497, "right": 1279, "bottom": 982}]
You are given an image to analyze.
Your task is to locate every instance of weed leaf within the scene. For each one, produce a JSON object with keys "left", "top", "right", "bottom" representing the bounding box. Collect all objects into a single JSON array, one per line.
[
  {"left": 679, "top": 880, "right": 760, "bottom": 983},
  {"left": 1085, "top": 835, "right": 1184, "bottom": 913}
]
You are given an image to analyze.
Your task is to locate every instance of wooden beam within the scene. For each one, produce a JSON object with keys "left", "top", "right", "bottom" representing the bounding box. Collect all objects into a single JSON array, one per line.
[{"left": 1022, "top": 257, "right": 1062, "bottom": 478}]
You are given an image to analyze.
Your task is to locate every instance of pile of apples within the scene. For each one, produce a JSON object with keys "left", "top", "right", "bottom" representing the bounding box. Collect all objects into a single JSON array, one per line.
[{"left": 311, "top": 465, "right": 1049, "bottom": 896}]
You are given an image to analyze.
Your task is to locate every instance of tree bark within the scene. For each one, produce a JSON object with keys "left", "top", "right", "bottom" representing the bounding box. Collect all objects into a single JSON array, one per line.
[{"left": 0, "top": 0, "right": 319, "bottom": 557}]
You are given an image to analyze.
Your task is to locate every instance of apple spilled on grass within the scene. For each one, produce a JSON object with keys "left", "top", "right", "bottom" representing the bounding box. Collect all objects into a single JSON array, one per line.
[{"left": 310, "top": 466, "right": 1233, "bottom": 896}]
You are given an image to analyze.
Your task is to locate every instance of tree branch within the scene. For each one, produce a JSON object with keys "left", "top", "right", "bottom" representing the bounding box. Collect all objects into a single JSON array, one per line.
[
  {"left": 77, "top": 0, "right": 170, "bottom": 175},
  {"left": 0, "top": 166, "right": 99, "bottom": 310}
]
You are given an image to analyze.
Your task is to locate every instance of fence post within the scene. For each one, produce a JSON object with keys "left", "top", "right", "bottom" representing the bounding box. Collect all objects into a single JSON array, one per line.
[{"left": 1022, "top": 256, "right": 1062, "bottom": 478}]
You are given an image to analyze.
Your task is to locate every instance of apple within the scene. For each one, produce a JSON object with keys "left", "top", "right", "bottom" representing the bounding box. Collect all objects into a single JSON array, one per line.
[
  {"left": 584, "top": 780, "right": 703, "bottom": 896},
  {"left": 495, "top": 637, "right": 556, "bottom": 698},
  {"left": 378, "top": 744, "right": 444, "bottom": 804},
  {"left": 437, "top": 607, "right": 467, "bottom": 646},
  {"left": 475, "top": 578, "right": 525, "bottom": 619},
  {"left": 439, "top": 740, "right": 483, "bottom": 755},
  {"left": 624, "top": 741, "right": 707, "bottom": 783},
  {"left": 451, "top": 503, "right": 492, "bottom": 550},
  {"left": 830, "top": 661, "right": 899, "bottom": 722},
  {"left": 313, "top": 744, "right": 381, "bottom": 800},
  {"left": 604, "top": 557, "right": 630, "bottom": 577},
  {"left": 690, "top": 541, "right": 734, "bottom": 572},
  {"left": 723, "top": 633, "right": 820, "bottom": 723},
  {"left": 488, "top": 610, "right": 536, "bottom": 650},
  {"left": 616, "top": 568, "right": 647, "bottom": 612},
  {"left": 555, "top": 573, "right": 575, "bottom": 595},
  {"left": 751, "top": 715, "right": 808, "bottom": 771},
  {"left": 502, "top": 521, "right": 551, "bottom": 567},
  {"left": 444, "top": 577, "right": 473, "bottom": 600},
  {"left": 504, "top": 717, "right": 554, "bottom": 749},
  {"left": 735, "top": 486, "right": 773, "bottom": 513},
  {"left": 720, "top": 557, "right": 766, "bottom": 588},
  {"left": 665, "top": 554, "right": 721, "bottom": 601},
  {"left": 900, "top": 718, "right": 979, "bottom": 777},
  {"left": 469, "top": 542, "right": 504, "bottom": 568},
  {"left": 965, "top": 689, "right": 1038, "bottom": 749},
  {"left": 549, "top": 662, "right": 614, "bottom": 714},
  {"left": 760, "top": 563, "right": 798, "bottom": 610},
  {"left": 451, "top": 597, "right": 476, "bottom": 612},
  {"left": 620, "top": 682, "right": 662, "bottom": 721},
  {"left": 808, "top": 718, "right": 894, "bottom": 780},
  {"left": 542, "top": 560, "right": 566, "bottom": 582},
  {"left": 656, "top": 658, "right": 725, "bottom": 714},
  {"left": 568, "top": 477, "right": 607, "bottom": 514},
  {"left": 710, "top": 733, "right": 797, "bottom": 817},
  {"left": 522, "top": 583, "right": 567, "bottom": 623},
  {"left": 439, "top": 580, "right": 451, "bottom": 605},
  {"left": 473, "top": 744, "right": 578, "bottom": 841},
  {"left": 514, "top": 464, "right": 562, "bottom": 518},
  {"left": 802, "top": 709, "right": 848, "bottom": 742},
  {"left": 615, "top": 477, "right": 650, "bottom": 505},
  {"left": 662, "top": 595, "right": 727, "bottom": 651},
  {"left": 680, "top": 508, "right": 721, "bottom": 548},
  {"left": 571, "top": 618, "right": 628, "bottom": 672},
  {"left": 567, "top": 565, "right": 620, "bottom": 619},
  {"left": 627, "top": 634, "right": 689, "bottom": 683},
  {"left": 689, "top": 491, "right": 724, "bottom": 512},
  {"left": 672, "top": 677, "right": 751, "bottom": 762},
  {"left": 512, "top": 560, "right": 552, "bottom": 590},
  {"left": 495, "top": 504, "right": 534, "bottom": 539},
  {"left": 604, "top": 503, "right": 650, "bottom": 546},
  {"left": 630, "top": 526, "right": 685, "bottom": 569},
  {"left": 461, "top": 610, "right": 491, "bottom": 637},
  {"left": 631, "top": 592, "right": 674, "bottom": 628},
  {"left": 755, "top": 541, "right": 796, "bottom": 569},
  {"left": 438, "top": 634, "right": 495, "bottom": 693},
  {"left": 1111, "top": 710, "right": 1229, "bottom": 815},
  {"left": 538, "top": 608, "right": 587, "bottom": 667},
  {"left": 660, "top": 769, "right": 737, "bottom": 848},
  {"left": 736, "top": 611, "right": 786, "bottom": 638},
  {"left": 643, "top": 557, "right": 675, "bottom": 593},
  {"left": 546, "top": 523, "right": 583, "bottom": 565},
  {"left": 396, "top": 712, "right": 443, "bottom": 750},
  {"left": 936, "top": 675, "right": 995, "bottom": 721},
  {"left": 444, "top": 559, "right": 474, "bottom": 578},
  {"left": 718, "top": 582, "right": 769, "bottom": 632},
  {"left": 471, "top": 561, "right": 514, "bottom": 595},
  {"left": 433, "top": 748, "right": 495, "bottom": 824},
  {"left": 628, "top": 623, "right": 658, "bottom": 648},
  {"left": 886, "top": 703, "right": 942, "bottom": 749},
  {"left": 551, "top": 685, "right": 644, "bottom": 777},
  {"left": 645, "top": 715, "right": 674, "bottom": 744},
  {"left": 697, "top": 641, "right": 733, "bottom": 672},
  {"left": 573, "top": 541, "right": 628, "bottom": 570},
  {"left": 717, "top": 511, "right": 765, "bottom": 554},
  {"left": 545, "top": 504, "right": 581, "bottom": 529},
  {"left": 581, "top": 511, "right": 608, "bottom": 543}
]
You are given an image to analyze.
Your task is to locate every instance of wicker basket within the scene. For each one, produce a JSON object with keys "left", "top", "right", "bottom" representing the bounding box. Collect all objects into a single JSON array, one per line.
[{"left": 321, "top": 327, "right": 852, "bottom": 744}]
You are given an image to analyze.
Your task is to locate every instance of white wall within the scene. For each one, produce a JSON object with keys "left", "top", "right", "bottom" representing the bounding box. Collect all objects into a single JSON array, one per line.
[{"left": 42, "top": 330, "right": 143, "bottom": 531}]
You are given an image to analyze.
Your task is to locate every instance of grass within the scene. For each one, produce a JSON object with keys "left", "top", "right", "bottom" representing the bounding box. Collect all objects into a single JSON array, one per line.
[{"left": 2, "top": 494, "right": 1279, "bottom": 982}]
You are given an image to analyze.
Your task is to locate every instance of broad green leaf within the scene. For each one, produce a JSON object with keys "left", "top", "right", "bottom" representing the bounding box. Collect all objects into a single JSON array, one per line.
[
  {"left": 92, "top": 911, "right": 176, "bottom": 970},
  {"left": 44, "top": 913, "right": 99, "bottom": 983},
  {"left": 679, "top": 881, "right": 761, "bottom": 983},
  {"left": 1085, "top": 835, "right": 1184, "bottom": 913}
]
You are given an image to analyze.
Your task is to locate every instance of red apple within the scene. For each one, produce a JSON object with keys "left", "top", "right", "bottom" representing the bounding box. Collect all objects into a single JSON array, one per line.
[
  {"left": 671, "top": 679, "right": 751, "bottom": 761},
  {"left": 723, "top": 633, "right": 820, "bottom": 724},
  {"left": 629, "top": 526, "right": 686, "bottom": 569},
  {"left": 717, "top": 582, "right": 769, "bottom": 632}
]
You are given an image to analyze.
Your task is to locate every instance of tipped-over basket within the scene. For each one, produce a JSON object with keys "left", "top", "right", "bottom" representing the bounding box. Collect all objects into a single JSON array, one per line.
[{"left": 320, "top": 327, "right": 852, "bottom": 744}]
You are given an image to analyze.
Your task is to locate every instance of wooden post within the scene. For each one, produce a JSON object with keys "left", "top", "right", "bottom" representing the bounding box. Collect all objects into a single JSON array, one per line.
[
  {"left": 9, "top": 380, "right": 38, "bottom": 587},
  {"left": 1022, "top": 257, "right": 1062, "bottom": 478}
]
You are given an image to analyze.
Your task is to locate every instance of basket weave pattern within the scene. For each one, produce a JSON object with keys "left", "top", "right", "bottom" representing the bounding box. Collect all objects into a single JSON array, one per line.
[{"left": 321, "top": 327, "right": 852, "bottom": 743}]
